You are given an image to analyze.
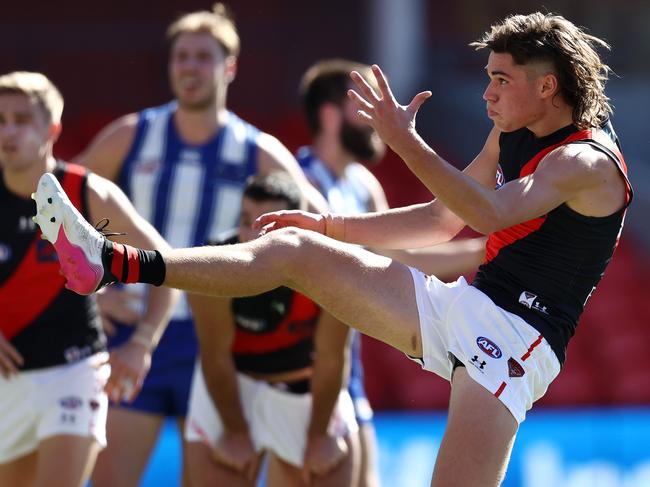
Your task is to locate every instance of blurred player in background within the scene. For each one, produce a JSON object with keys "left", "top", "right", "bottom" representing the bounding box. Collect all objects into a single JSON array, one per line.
[
  {"left": 296, "top": 59, "right": 386, "bottom": 487},
  {"left": 0, "top": 72, "right": 176, "bottom": 487},
  {"left": 74, "top": 4, "right": 326, "bottom": 486},
  {"left": 186, "top": 172, "right": 359, "bottom": 486}
]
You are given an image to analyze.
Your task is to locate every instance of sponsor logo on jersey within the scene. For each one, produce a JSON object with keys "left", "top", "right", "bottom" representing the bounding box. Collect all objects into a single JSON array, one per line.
[
  {"left": 495, "top": 164, "right": 505, "bottom": 189},
  {"left": 476, "top": 336, "right": 502, "bottom": 359},
  {"left": 508, "top": 357, "right": 525, "bottom": 378},
  {"left": 17, "top": 216, "right": 37, "bottom": 232},
  {"left": 235, "top": 315, "right": 267, "bottom": 332},
  {"left": 0, "top": 243, "right": 11, "bottom": 263},
  {"left": 518, "top": 291, "right": 549, "bottom": 315},
  {"left": 89, "top": 399, "right": 100, "bottom": 411},
  {"left": 134, "top": 159, "right": 163, "bottom": 175}
]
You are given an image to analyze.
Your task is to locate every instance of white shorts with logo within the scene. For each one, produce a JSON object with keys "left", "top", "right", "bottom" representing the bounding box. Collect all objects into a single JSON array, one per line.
[
  {"left": 409, "top": 268, "right": 561, "bottom": 423},
  {"left": 185, "top": 364, "right": 359, "bottom": 467},
  {"left": 0, "top": 352, "right": 110, "bottom": 463}
]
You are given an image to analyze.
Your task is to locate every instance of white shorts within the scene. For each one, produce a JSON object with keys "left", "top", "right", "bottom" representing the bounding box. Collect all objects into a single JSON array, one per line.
[
  {"left": 409, "top": 268, "right": 561, "bottom": 423},
  {"left": 0, "top": 352, "right": 110, "bottom": 463},
  {"left": 185, "top": 364, "right": 358, "bottom": 467}
]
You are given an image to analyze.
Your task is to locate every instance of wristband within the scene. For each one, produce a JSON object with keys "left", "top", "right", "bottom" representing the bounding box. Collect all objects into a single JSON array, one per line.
[{"left": 323, "top": 213, "right": 346, "bottom": 241}]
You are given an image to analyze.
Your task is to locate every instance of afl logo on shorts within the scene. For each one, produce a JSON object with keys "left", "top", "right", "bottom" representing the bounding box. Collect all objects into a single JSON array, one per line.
[
  {"left": 477, "top": 336, "right": 502, "bottom": 359},
  {"left": 0, "top": 243, "right": 11, "bottom": 263},
  {"left": 495, "top": 164, "right": 505, "bottom": 189}
]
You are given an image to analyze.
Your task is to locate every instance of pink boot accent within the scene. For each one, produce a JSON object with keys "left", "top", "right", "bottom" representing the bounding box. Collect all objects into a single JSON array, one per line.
[{"left": 52, "top": 226, "right": 103, "bottom": 295}]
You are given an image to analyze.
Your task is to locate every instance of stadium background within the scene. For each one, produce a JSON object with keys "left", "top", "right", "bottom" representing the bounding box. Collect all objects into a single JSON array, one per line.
[{"left": 2, "top": 1, "right": 649, "bottom": 485}]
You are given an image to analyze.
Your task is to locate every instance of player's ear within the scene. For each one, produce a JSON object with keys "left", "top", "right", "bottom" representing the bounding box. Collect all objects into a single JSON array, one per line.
[
  {"left": 225, "top": 56, "right": 237, "bottom": 84},
  {"left": 539, "top": 72, "right": 559, "bottom": 99}
]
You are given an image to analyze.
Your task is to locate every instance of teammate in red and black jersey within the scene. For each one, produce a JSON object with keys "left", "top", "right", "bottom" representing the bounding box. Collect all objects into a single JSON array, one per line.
[
  {"left": 0, "top": 72, "right": 178, "bottom": 487},
  {"left": 38, "top": 12, "right": 633, "bottom": 487},
  {"left": 185, "top": 172, "right": 358, "bottom": 487}
]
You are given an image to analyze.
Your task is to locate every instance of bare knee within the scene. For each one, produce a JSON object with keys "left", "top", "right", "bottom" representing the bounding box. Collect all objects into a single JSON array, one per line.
[{"left": 260, "top": 227, "right": 322, "bottom": 279}]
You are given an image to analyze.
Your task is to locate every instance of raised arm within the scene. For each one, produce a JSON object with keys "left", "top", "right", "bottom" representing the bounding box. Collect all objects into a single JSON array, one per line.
[
  {"left": 349, "top": 65, "right": 624, "bottom": 234},
  {"left": 256, "top": 132, "right": 329, "bottom": 212},
  {"left": 86, "top": 173, "right": 179, "bottom": 402},
  {"left": 255, "top": 128, "right": 500, "bottom": 249},
  {"left": 73, "top": 114, "right": 138, "bottom": 182}
]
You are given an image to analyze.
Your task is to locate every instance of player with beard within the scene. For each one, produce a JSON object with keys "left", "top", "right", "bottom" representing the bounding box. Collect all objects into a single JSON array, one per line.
[
  {"left": 296, "top": 59, "right": 386, "bottom": 487},
  {"left": 73, "top": 4, "right": 326, "bottom": 486}
]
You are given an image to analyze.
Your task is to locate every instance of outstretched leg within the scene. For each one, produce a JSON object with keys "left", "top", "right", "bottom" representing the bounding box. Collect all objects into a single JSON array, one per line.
[
  {"left": 33, "top": 172, "right": 422, "bottom": 356},
  {"left": 164, "top": 228, "right": 422, "bottom": 356}
]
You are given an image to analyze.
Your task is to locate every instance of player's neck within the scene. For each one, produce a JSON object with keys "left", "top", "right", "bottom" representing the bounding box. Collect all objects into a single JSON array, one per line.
[
  {"left": 173, "top": 104, "right": 228, "bottom": 145},
  {"left": 311, "top": 134, "right": 353, "bottom": 178},
  {"left": 3, "top": 155, "right": 56, "bottom": 199},
  {"left": 527, "top": 105, "right": 575, "bottom": 138}
]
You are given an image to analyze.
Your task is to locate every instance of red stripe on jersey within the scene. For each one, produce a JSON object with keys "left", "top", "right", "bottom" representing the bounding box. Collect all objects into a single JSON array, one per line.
[
  {"left": 124, "top": 245, "right": 140, "bottom": 283},
  {"left": 231, "top": 292, "right": 320, "bottom": 354},
  {"left": 495, "top": 381, "right": 507, "bottom": 398},
  {"left": 486, "top": 130, "right": 600, "bottom": 263},
  {"left": 0, "top": 165, "right": 86, "bottom": 339}
]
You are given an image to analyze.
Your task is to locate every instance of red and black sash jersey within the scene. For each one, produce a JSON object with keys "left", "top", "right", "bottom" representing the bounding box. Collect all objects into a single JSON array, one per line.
[
  {"left": 0, "top": 162, "right": 106, "bottom": 370},
  {"left": 472, "top": 120, "right": 633, "bottom": 365},
  {"left": 213, "top": 234, "right": 320, "bottom": 374}
]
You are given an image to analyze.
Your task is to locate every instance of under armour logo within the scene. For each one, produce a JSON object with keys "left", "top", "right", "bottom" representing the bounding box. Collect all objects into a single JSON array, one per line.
[{"left": 471, "top": 355, "right": 486, "bottom": 370}]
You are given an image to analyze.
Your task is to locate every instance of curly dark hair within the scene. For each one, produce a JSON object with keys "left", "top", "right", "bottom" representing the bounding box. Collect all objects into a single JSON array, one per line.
[{"left": 470, "top": 12, "right": 612, "bottom": 129}]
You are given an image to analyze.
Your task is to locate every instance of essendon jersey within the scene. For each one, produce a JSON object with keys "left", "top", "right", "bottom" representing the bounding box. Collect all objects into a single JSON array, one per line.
[
  {"left": 472, "top": 121, "right": 633, "bottom": 364},
  {"left": 213, "top": 234, "right": 320, "bottom": 374},
  {"left": 0, "top": 162, "right": 105, "bottom": 370}
]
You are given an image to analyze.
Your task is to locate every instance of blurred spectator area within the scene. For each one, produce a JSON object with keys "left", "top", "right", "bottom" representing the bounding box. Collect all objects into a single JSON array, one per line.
[{"left": 2, "top": 0, "right": 648, "bottom": 409}]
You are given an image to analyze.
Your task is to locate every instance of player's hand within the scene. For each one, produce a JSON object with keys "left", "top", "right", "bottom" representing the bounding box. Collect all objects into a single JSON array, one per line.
[
  {"left": 254, "top": 210, "right": 325, "bottom": 236},
  {"left": 302, "top": 434, "right": 348, "bottom": 484},
  {"left": 348, "top": 64, "right": 431, "bottom": 153},
  {"left": 0, "top": 331, "right": 24, "bottom": 378},
  {"left": 105, "top": 339, "right": 151, "bottom": 403},
  {"left": 97, "top": 286, "right": 143, "bottom": 336},
  {"left": 212, "top": 431, "right": 259, "bottom": 480}
]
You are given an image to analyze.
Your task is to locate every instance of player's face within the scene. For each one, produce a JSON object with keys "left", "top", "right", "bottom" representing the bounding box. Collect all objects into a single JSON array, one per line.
[
  {"left": 169, "top": 32, "right": 234, "bottom": 111},
  {"left": 340, "top": 95, "right": 385, "bottom": 164},
  {"left": 482, "top": 52, "right": 545, "bottom": 132},
  {"left": 0, "top": 94, "right": 52, "bottom": 172},
  {"left": 239, "top": 197, "right": 290, "bottom": 243}
]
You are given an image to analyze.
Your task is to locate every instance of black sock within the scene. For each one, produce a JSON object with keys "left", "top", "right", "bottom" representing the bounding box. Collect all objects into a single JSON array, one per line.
[
  {"left": 137, "top": 249, "right": 166, "bottom": 286},
  {"left": 101, "top": 241, "right": 166, "bottom": 287}
]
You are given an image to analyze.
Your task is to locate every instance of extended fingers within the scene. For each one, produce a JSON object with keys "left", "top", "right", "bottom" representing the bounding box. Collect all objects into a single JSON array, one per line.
[
  {"left": 407, "top": 90, "right": 433, "bottom": 115},
  {"left": 350, "top": 70, "right": 380, "bottom": 101},
  {"left": 371, "top": 64, "right": 396, "bottom": 101}
]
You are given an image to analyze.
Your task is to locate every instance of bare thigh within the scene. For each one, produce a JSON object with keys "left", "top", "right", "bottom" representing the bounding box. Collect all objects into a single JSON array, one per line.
[
  {"left": 284, "top": 232, "right": 422, "bottom": 356},
  {"left": 187, "top": 441, "right": 262, "bottom": 487},
  {"left": 266, "top": 433, "right": 359, "bottom": 487},
  {"left": 92, "top": 408, "right": 164, "bottom": 487},
  {"left": 36, "top": 435, "right": 101, "bottom": 487},
  {"left": 165, "top": 229, "right": 423, "bottom": 356},
  {"left": 431, "top": 367, "right": 518, "bottom": 487},
  {"left": 0, "top": 451, "right": 37, "bottom": 487}
]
